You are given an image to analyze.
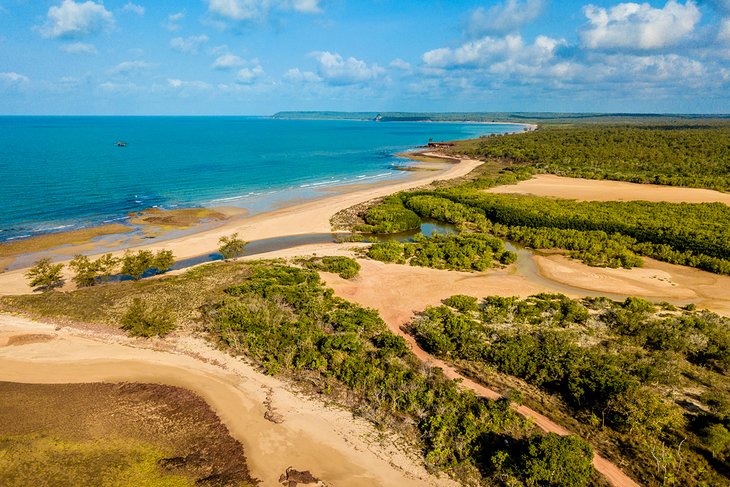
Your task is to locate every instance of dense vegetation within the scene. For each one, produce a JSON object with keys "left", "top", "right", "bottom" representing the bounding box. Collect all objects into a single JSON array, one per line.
[
  {"left": 367, "top": 233, "right": 516, "bottom": 271},
  {"left": 410, "top": 293, "right": 730, "bottom": 486},
  {"left": 297, "top": 256, "right": 361, "bottom": 279},
  {"left": 456, "top": 125, "right": 730, "bottom": 192},
  {"left": 357, "top": 188, "right": 730, "bottom": 274},
  {"left": 204, "top": 262, "right": 598, "bottom": 485},
  {"left": 5, "top": 260, "right": 599, "bottom": 485},
  {"left": 121, "top": 297, "right": 177, "bottom": 337}
]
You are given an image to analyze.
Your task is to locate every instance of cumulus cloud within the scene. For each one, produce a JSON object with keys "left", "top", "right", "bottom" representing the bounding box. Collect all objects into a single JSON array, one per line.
[
  {"left": 170, "top": 35, "right": 209, "bottom": 53},
  {"left": 212, "top": 53, "right": 246, "bottom": 69},
  {"left": 581, "top": 0, "right": 701, "bottom": 50},
  {"left": 122, "top": 2, "right": 145, "bottom": 15},
  {"left": 108, "top": 60, "right": 154, "bottom": 75},
  {"left": 467, "top": 0, "right": 544, "bottom": 36},
  {"left": 40, "top": 0, "right": 114, "bottom": 39},
  {"left": 311, "top": 51, "right": 384, "bottom": 85},
  {"left": 283, "top": 67, "right": 321, "bottom": 82},
  {"left": 389, "top": 58, "right": 412, "bottom": 70},
  {"left": 60, "top": 41, "right": 97, "bottom": 54},
  {"left": 236, "top": 62, "right": 265, "bottom": 84},
  {"left": 0, "top": 72, "right": 30, "bottom": 85},
  {"left": 422, "top": 34, "right": 564, "bottom": 70},
  {"left": 206, "top": 0, "right": 322, "bottom": 21}
]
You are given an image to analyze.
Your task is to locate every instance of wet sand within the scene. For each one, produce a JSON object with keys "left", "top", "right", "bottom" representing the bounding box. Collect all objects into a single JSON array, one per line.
[{"left": 487, "top": 174, "right": 730, "bottom": 204}]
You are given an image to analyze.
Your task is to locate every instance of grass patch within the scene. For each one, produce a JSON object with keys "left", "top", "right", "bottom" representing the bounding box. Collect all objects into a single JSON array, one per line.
[{"left": 0, "top": 435, "right": 191, "bottom": 487}]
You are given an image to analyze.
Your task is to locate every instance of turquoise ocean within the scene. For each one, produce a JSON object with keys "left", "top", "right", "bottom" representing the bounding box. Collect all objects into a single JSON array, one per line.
[{"left": 0, "top": 117, "right": 519, "bottom": 242}]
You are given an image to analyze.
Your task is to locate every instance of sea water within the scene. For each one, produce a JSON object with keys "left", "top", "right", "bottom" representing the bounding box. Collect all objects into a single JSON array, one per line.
[{"left": 0, "top": 116, "right": 519, "bottom": 242}]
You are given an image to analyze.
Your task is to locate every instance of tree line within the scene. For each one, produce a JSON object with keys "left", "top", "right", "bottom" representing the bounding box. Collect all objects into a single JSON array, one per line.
[{"left": 409, "top": 293, "right": 730, "bottom": 486}]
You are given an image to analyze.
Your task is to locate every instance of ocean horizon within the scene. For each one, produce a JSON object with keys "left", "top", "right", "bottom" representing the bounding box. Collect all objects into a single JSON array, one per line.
[{"left": 0, "top": 116, "right": 520, "bottom": 242}]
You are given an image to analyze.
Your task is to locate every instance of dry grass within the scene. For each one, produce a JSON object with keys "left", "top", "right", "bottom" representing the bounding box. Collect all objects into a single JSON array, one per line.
[{"left": 0, "top": 261, "right": 255, "bottom": 332}]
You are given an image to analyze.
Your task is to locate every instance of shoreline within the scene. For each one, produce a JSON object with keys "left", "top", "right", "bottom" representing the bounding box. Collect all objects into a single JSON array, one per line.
[{"left": 0, "top": 151, "right": 484, "bottom": 294}]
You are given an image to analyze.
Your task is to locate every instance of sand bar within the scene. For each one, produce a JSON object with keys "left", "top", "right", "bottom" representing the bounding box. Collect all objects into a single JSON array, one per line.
[
  {"left": 0, "top": 156, "right": 482, "bottom": 295},
  {"left": 487, "top": 174, "right": 730, "bottom": 204},
  {"left": 0, "top": 313, "right": 455, "bottom": 487}
]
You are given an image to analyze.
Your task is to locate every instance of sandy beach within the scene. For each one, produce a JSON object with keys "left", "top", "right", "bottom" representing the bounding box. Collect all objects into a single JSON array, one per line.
[
  {"left": 487, "top": 173, "right": 730, "bottom": 204},
  {"left": 2, "top": 150, "right": 728, "bottom": 487},
  {"left": 0, "top": 314, "right": 456, "bottom": 487},
  {"left": 0, "top": 154, "right": 481, "bottom": 295}
]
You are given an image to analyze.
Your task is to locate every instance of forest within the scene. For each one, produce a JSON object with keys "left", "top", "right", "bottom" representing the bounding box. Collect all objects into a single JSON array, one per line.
[
  {"left": 409, "top": 293, "right": 730, "bottom": 486},
  {"left": 366, "top": 233, "right": 516, "bottom": 271},
  {"left": 354, "top": 179, "right": 730, "bottom": 274},
  {"left": 454, "top": 125, "right": 730, "bottom": 192},
  {"left": 205, "top": 262, "right": 599, "bottom": 486},
  {"left": 2, "top": 259, "right": 600, "bottom": 486}
]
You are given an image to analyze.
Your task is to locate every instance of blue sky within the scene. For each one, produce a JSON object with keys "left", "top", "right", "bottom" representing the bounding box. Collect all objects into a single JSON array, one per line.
[{"left": 0, "top": 0, "right": 729, "bottom": 114}]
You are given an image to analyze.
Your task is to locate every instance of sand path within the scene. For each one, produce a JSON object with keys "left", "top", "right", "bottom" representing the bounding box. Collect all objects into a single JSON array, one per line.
[
  {"left": 321, "top": 260, "right": 641, "bottom": 487},
  {"left": 0, "top": 314, "right": 456, "bottom": 487},
  {"left": 487, "top": 174, "right": 730, "bottom": 204}
]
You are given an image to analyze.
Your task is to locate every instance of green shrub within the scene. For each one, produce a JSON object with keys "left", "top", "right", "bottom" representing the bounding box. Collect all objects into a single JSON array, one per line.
[
  {"left": 367, "top": 241, "right": 404, "bottom": 263},
  {"left": 218, "top": 233, "right": 247, "bottom": 259},
  {"left": 302, "top": 256, "right": 361, "bottom": 279},
  {"left": 443, "top": 295, "right": 479, "bottom": 313},
  {"left": 25, "top": 258, "right": 64, "bottom": 291},
  {"left": 120, "top": 298, "right": 176, "bottom": 337},
  {"left": 354, "top": 195, "right": 421, "bottom": 234}
]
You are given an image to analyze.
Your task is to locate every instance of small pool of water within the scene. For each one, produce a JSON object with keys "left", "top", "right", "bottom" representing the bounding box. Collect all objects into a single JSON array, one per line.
[
  {"left": 365, "top": 220, "right": 458, "bottom": 243},
  {"left": 172, "top": 233, "right": 339, "bottom": 270}
]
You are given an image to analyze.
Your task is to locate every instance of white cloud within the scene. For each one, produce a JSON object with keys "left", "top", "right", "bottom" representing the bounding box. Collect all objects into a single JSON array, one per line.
[
  {"left": 60, "top": 41, "right": 97, "bottom": 54},
  {"left": 0, "top": 72, "right": 29, "bottom": 85},
  {"left": 165, "top": 11, "right": 185, "bottom": 31},
  {"left": 40, "top": 0, "right": 114, "bottom": 39},
  {"left": 311, "top": 51, "right": 384, "bottom": 85},
  {"left": 581, "top": 0, "right": 701, "bottom": 50},
  {"left": 283, "top": 67, "right": 321, "bottom": 82},
  {"left": 389, "top": 58, "right": 412, "bottom": 70},
  {"left": 168, "top": 79, "right": 211, "bottom": 89},
  {"left": 236, "top": 63, "right": 265, "bottom": 84},
  {"left": 719, "top": 18, "right": 730, "bottom": 42},
  {"left": 206, "top": 0, "right": 322, "bottom": 21},
  {"left": 98, "top": 81, "right": 143, "bottom": 92},
  {"left": 212, "top": 53, "right": 246, "bottom": 69},
  {"left": 122, "top": 2, "right": 145, "bottom": 15},
  {"left": 291, "top": 0, "right": 321, "bottom": 13},
  {"left": 108, "top": 60, "right": 154, "bottom": 75},
  {"left": 467, "top": 0, "right": 544, "bottom": 36},
  {"left": 170, "top": 35, "right": 209, "bottom": 53},
  {"left": 422, "top": 34, "right": 563, "bottom": 70}
]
